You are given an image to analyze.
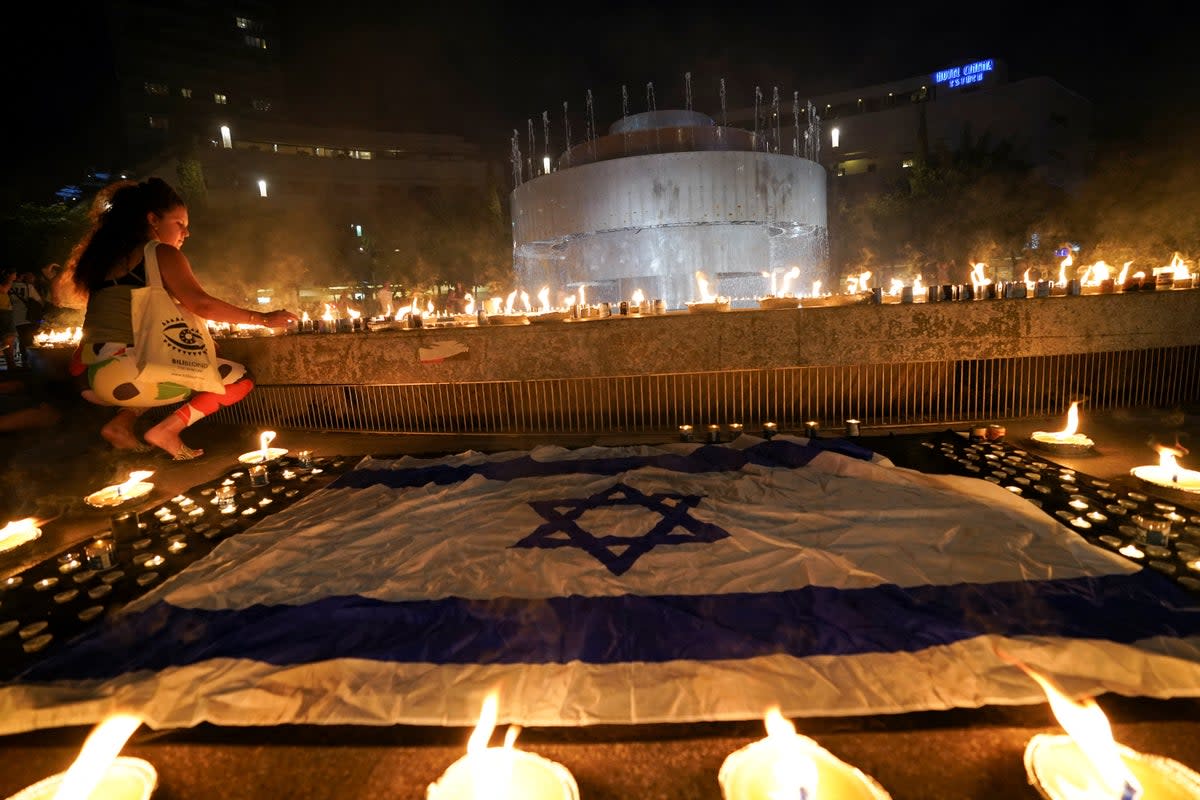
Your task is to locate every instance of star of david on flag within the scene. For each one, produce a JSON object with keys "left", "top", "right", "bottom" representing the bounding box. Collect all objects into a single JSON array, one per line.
[{"left": 515, "top": 481, "right": 729, "bottom": 574}]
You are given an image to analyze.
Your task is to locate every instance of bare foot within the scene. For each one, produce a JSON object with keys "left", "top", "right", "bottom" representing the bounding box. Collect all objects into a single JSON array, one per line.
[
  {"left": 144, "top": 414, "right": 203, "bottom": 460},
  {"left": 100, "top": 408, "right": 146, "bottom": 450}
]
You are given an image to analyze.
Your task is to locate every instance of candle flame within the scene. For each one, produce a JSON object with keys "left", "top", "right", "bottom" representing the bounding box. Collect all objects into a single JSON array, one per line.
[
  {"left": 50, "top": 713, "right": 142, "bottom": 800},
  {"left": 970, "top": 262, "right": 992, "bottom": 287},
  {"left": 466, "top": 692, "right": 499, "bottom": 754},
  {"left": 322, "top": 303, "right": 337, "bottom": 321},
  {"left": 1168, "top": 252, "right": 1190, "bottom": 279},
  {"left": 301, "top": 310, "right": 311, "bottom": 323},
  {"left": 347, "top": 308, "right": 361, "bottom": 320},
  {"left": 695, "top": 271, "right": 717, "bottom": 302},
  {"left": 1006, "top": 655, "right": 1140, "bottom": 798},
  {"left": 124, "top": 469, "right": 154, "bottom": 487},
  {"left": 631, "top": 288, "right": 645, "bottom": 306},
  {"left": 0, "top": 517, "right": 42, "bottom": 555},
  {"left": 780, "top": 266, "right": 800, "bottom": 296},
  {"left": 1118, "top": 261, "right": 1132, "bottom": 284},
  {"left": 464, "top": 293, "right": 475, "bottom": 315},
  {"left": 537, "top": 285, "right": 550, "bottom": 311},
  {"left": 762, "top": 707, "right": 819, "bottom": 800},
  {"left": 259, "top": 431, "right": 276, "bottom": 454},
  {"left": 578, "top": 284, "right": 587, "bottom": 306},
  {"left": 504, "top": 289, "right": 518, "bottom": 314},
  {"left": 1053, "top": 401, "right": 1081, "bottom": 438},
  {"left": 1058, "top": 252, "right": 1073, "bottom": 284},
  {"left": 912, "top": 274, "right": 924, "bottom": 293}
]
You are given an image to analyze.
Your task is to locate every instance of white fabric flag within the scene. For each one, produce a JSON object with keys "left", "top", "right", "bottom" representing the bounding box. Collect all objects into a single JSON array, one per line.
[{"left": 2, "top": 435, "right": 1198, "bottom": 734}]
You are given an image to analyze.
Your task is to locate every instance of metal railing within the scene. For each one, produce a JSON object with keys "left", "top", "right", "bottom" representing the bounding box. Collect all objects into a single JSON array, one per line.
[{"left": 213, "top": 345, "right": 1200, "bottom": 434}]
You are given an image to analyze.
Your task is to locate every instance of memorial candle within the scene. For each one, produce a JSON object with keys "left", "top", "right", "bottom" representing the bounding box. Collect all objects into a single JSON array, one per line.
[{"left": 426, "top": 693, "right": 578, "bottom": 800}]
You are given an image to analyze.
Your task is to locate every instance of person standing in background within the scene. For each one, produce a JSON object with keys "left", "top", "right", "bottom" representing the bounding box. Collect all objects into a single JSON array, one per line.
[
  {"left": 10, "top": 271, "right": 46, "bottom": 368},
  {"left": 0, "top": 271, "right": 18, "bottom": 372}
]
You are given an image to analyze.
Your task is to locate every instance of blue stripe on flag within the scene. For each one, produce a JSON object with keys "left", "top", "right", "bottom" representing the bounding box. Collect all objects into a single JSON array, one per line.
[
  {"left": 17, "top": 569, "right": 1198, "bottom": 682},
  {"left": 330, "top": 438, "right": 877, "bottom": 490}
]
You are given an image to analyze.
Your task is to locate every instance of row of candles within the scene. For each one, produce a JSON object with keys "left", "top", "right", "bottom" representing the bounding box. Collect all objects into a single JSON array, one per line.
[
  {"left": 11, "top": 657, "right": 1200, "bottom": 800},
  {"left": 0, "top": 434, "right": 324, "bottom": 660},
  {"left": 27, "top": 255, "right": 1197, "bottom": 348}
]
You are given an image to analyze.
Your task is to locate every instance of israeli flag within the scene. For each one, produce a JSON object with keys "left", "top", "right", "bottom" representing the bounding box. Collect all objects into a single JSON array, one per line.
[{"left": 3, "top": 436, "right": 1199, "bottom": 733}]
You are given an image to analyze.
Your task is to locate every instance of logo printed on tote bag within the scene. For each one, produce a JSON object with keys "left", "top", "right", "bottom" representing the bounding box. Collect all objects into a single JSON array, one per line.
[{"left": 160, "top": 316, "right": 208, "bottom": 355}]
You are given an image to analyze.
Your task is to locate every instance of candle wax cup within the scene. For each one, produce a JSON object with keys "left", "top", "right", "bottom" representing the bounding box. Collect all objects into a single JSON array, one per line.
[
  {"left": 4, "top": 756, "right": 157, "bottom": 800},
  {"left": 1025, "top": 734, "right": 1200, "bottom": 800},
  {"left": 719, "top": 734, "right": 891, "bottom": 800},
  {"left": 426, "top": 749, "right": 579, "bottom": 800}
]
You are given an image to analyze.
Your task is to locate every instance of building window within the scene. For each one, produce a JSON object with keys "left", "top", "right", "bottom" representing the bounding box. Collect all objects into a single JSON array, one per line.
[
  {"left": 251, "top": 98, "right": 272, "bottom": 112},
  {"left": 180, "top": 87, "right": 193, "bottom": 99},
  {"left": 235, "top": 16, "right": 260, "bottom": 30},
  {"left": 214, "top": 93, "right": 228, "bottom": 105},
  {"left": 143, "top": 82, "right": 168, "bottom": 96},
  {"left": 901, "top": 159, "right": 914, "bottom": 169},
  {"left": 148, "top": 115, "right": 169, "bottom": 130},
  {"left": 831, "top": 127, "right": 840, "bottom": 148},
  {"left": 244, "top": 34, "right": 268, "bottom": 49},
  {"left": 836, "top": 165, "right": 846, "bottom": 177},
  {"left": 349, "top": 150, "right": 373, "bottom": 160}
]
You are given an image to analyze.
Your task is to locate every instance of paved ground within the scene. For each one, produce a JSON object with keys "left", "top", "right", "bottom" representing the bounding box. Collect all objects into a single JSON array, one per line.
[{"left": 2, "top": 385, "right": 1199, "bottom": 799}]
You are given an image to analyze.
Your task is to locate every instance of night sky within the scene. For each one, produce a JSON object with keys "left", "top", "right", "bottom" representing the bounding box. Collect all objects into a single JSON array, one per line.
[{"left": 4, "top": 2, "right": 1197, "bottom": 200}]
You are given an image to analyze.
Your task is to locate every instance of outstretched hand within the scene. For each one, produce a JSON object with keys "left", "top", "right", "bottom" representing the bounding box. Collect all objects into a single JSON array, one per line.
[{"left": 262, "top": 309, "right": 300, "bottom": 328}]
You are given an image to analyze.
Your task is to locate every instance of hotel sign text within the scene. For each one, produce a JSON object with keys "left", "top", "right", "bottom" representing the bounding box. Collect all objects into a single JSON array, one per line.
[{"left": 933, "top": 59, "right": 995, "bottom": 89}]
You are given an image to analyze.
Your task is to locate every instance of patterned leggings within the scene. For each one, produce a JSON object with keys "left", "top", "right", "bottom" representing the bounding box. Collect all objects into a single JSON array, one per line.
[{"left": 77, "top": 342, "right": 254, "bottom": 426}]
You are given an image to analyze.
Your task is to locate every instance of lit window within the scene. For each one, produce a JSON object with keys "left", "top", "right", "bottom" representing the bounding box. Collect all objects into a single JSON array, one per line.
[
  {"left": 257, "top": 179, "right": 268, "bottom": 198},
  {"left": 251, "top": 98, "right": 272, "bottom": 112},
  {"left": 836, "top": 165, "right": 846, "bottom": 177},
  {"left": 148, "top": 115, "right": 169, "bottom": 130},
  {"left": 180, "top": 87, "right": 193, "bottom": 99},
  {"left": 143, "top": 82, "right": 168, "bottom": 96},
  {"left": 214, "top": 93, "right": 228, "bottom": 105},
  {"left": 831, "top": 127, "right": 840, "bottom": 148},
  {"left": 219, "top": 125, "right": 232, "bottom": 149},
  {"left": 244, "top": 34, "right": 267, "bottom": 49},
  {"left": 350, "top": 150, "right": 373, "bottom": 160},
  {"left": 235, "top": 16, "right": 257, "bottom": 29},
  {"left": 901, "top": 159, "right": 914, "bottom": 169}
]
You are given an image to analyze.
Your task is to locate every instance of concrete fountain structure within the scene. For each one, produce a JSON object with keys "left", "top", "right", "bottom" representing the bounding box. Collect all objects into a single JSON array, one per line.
[{"left": 509, "top": 105, "right": 832, "bottom": 309}]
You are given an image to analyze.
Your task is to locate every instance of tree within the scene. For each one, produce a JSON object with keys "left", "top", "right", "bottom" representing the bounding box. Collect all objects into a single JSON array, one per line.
[
  {"left": 0, "top": 201, "right": 90, "bottom": 272},
  {"left": 830, "top": 127, "right": 1066, "bottom": 283}
]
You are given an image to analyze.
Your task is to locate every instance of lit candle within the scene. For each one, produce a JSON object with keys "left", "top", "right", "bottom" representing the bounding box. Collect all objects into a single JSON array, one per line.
[
  {"left": 845, "top": 418, "right": 861, "bottom": 437},
  {"left": 426, "top": 694, "right": 579, "bottom": 800},
  {"left": 1013, "top": 658, "right": 1200, "bottom": 799},
  {"left": 1030, "top": 402, "right": 1094, "bottom": 452},
  {"left": 1130, "top": 439, "right": 1200, "bottom": 493},
  {"left": 762, "top": 422, "right": 777, "bottom": 440},
  {"left": 0, "top": 518, "right": 43, "bottom": 556},
  {"left": 7, "top": 714, "right": 155, "bottom": 800},
  {"left": 707, "top": 424, "right": 722, "bottom": 444},
  {"left": 85, "top": 471, "right": 155, "bottom": 509},
  {"left": 679, "top": 424, "right": 694, "bottom": 442},
  {"left": 719, "top": 707, "right": 891, "bottom": 799},
  {"left": 238, "top": 431, "right": 287, "bottom": 464}
]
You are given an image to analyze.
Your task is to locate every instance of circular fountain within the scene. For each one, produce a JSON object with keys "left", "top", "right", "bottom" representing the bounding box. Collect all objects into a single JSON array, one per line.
[{"left": 510, "top": 110, "right": 830, "bottom": 310}]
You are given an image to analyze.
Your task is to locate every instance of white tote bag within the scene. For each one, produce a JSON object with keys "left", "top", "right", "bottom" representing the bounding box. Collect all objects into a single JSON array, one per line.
[{"left": 130, "top": 240, "right": 225, "bottom": 393}]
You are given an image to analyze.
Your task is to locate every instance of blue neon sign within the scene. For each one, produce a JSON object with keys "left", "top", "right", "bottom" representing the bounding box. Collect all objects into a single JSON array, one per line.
[{"left": 933, "top": 59, "right": 995, "bottom": 89}]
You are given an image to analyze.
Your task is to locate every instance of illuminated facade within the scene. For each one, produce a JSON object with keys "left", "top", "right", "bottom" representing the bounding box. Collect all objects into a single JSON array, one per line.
[{"left": 812, "top": 57, "right": 1090, "bottom": 195}]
